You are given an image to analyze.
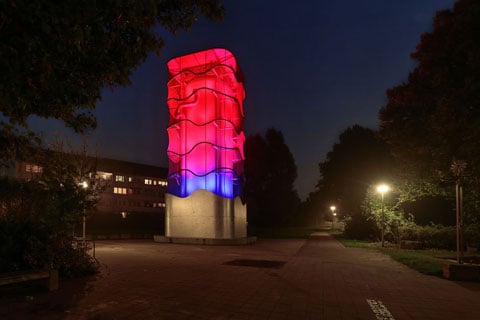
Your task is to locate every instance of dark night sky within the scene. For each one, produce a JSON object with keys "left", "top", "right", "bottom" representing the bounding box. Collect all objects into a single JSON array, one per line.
[{"left": 29, "top": 0, "right": 456, "bottom": 199}]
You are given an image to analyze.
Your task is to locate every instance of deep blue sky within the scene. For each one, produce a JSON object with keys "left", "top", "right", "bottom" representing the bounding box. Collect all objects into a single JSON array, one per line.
[{"left": 30, "top": 0, "right": 456, "bottom": 199}]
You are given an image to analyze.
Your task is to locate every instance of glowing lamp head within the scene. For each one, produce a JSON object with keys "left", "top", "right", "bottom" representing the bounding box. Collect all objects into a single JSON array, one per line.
[
  {"left": 330, "top": 206, "right": 336, "bottom": 212},
  {"left": 80, "top": 181, "right": 88, "bottom": 189},
  {"left": 377, "top": 184, "right": 390, "bottom": 194}
]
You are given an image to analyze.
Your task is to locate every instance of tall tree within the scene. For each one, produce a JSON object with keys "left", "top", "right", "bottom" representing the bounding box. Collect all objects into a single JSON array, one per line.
[
  {"left": 244, "top": 128, "right": 300, "bottom": 227},
  {"left": 379, "top": 0, "right": 480, "bottom": 211},
  {"left": 318, "top": 125, "right": 391, "bottom": 213},
  {"left": 244, "top": 133, "right": 268, "bottom": 227},
  {"left": 309, "top": 125, "right": 391, "bottom": 237},
  {"left": 0, "top": 0, "right": 224, "bottom": 166}
]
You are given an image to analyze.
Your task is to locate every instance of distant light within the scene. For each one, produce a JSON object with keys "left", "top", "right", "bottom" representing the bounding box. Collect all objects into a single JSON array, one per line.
[
  {"left": 330, "top": 206, "right": 336, "bottom": 211},
  {"left": 377, "top": 184, "right": 390, "bottom": 194},
  {"left": 121, "top": 211, "right": 127, "bottom": 219},
  {"left": 81, "top": 181, "right": 88, "bottom": 189}
]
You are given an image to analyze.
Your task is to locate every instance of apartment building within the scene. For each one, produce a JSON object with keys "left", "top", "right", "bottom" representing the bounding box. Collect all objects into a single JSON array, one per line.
[{"left": 15, "top": 156, "right": 168, "bottom": 237}]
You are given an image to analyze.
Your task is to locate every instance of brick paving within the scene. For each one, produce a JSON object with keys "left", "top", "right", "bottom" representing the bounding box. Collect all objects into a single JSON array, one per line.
[{"left": 2, "top": 232, "right": 480, "bottom": 319}]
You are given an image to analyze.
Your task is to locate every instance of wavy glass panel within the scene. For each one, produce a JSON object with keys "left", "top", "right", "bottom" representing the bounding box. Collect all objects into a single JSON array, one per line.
[{"left": 166, "top": 48, "right": 245, "bottom": 198}]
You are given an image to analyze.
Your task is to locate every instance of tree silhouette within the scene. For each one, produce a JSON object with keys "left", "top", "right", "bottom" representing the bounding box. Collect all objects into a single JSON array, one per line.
[
  {"left": 244, "top": 128, "right": 300, "bottom": 227},
  {"left": 0, "top": 0, "right": 224, "bottom": 166},
  {"left": 308, "top": 125, "right": 391, "bottom": 238},
  {"left": 379, "top": 0, "right": 480, "bottom": 202}
]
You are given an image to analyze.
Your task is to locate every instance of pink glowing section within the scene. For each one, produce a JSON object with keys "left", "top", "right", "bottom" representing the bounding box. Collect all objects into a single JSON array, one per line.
[
  {"left": 167, "top": 143, "right": 244, "bottom": 177},
  {"left": 167, "top": 89, "right": 244, "bottom": 125},
  {"left": 167, "top": 120, "right": 245, "bottom": 157},
  {"left": 167, "top": 48, "right": 240, "bottom": 77},
  {"left": 167, "top": 66, "right": 244, "bottom": 104},
  {"left": 166, "top": 48, "right": 245, "bottom": 198}
]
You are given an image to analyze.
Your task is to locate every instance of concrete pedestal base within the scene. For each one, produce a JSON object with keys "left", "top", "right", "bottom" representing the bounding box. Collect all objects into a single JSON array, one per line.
[{"left": 164, "top": 190, "right": 247, "bottom": 241}]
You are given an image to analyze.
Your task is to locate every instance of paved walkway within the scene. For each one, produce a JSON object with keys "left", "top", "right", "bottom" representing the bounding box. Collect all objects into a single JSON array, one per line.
[{"left": 2, "top": 233, "right": 480, "bottom": 319}]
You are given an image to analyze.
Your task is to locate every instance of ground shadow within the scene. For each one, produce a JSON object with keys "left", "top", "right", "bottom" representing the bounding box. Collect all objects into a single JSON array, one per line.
[{"left": 0, "top": 274, "right": 96, "bottom": 320}]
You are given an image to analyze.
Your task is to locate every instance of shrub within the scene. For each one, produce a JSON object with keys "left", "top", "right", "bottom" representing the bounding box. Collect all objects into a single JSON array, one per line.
[
  {"left": 399, "top": 222, "right": 456, "bottom": 250},
  {"left": 0, "top": 147, "right": 100, "bottom": 277},
  {"left": 419, "top": 225, "right": 456, "bottom": 250},
  {"left": 398, "top": 219, "right": 420, "bottom": 242},
  {"left": 343, "top": 212, "right": 379, "bottom": 240},
  {"left": 0, "top": 206, "right": 97, "bottom": 277},
  {"left": 465, "top": 223, "right": 480, "bottom": 249}
]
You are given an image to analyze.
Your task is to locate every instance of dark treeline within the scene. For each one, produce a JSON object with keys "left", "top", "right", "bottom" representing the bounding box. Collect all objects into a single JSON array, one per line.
[
  {"left": 303, "top": 0, "right": 480, "bottom": 247},
  {"left": 244, "top": 128, "right": 300, "bottom": 229}
]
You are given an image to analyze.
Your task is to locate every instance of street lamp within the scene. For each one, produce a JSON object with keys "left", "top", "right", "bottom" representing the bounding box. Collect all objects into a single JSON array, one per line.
[
  {"left": 376, "top": 184, "right": 390, "bottom": 247},
  {"left": 330, "top": 206, "right": 336, "bottom": 229}
]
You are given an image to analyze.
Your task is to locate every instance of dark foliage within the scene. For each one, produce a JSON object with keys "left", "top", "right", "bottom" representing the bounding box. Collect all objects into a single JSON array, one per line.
[
  {"left": 343, "top": 213, "right": 379, "bottom": 241},
  {"left": 379, "top": 0, "right": 480, "bottom": 220},
  {"left": 305, "top": 125, "right": 391, "bottom": 234},
  {"left": 0, "top": 148, "right": 99, "bottom": 276},
  {"left": 244, "top": 128, "right": 300, "bottom": 228},
  {"left": 400, "top": 196, "right": 456, "bottom": 226},
  {"left": 0, "top": 0, "right": 224, "bottom": 166}
]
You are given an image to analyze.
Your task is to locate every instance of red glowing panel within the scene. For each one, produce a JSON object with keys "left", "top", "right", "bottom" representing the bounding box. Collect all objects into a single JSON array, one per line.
[{"left": 166, "top": 48, "right": 245, "bottom": 198}]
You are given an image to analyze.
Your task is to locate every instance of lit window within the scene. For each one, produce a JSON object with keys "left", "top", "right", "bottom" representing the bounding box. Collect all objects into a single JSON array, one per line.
[
  {"left": 154, "top": 180, "right": 157, "bottom": 185},
  {"left": 144, "top": 179, "right": 152, "bottom": 185},
  {"left": 159, "top": 203, "right": 166, "bottom": 208},
  {"left": 97, "top": 171, "right": 113, "bottom": 180},
  {"left": 128, "top": 177, "right": 132, "bottom": 182},
  {"left": 25, "top": 164, "right": 43, "bottom": 173},
  {"left": 115, "top": 175, "right": 125, "bottom": 182},
  {"left": 114, "top": 187, "right": 127, "bottom": 194}
]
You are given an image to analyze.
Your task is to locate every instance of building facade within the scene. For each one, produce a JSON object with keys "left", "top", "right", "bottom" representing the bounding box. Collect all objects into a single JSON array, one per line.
[{"left": 15, "top": 157, "right": 168, "bottom": 238}]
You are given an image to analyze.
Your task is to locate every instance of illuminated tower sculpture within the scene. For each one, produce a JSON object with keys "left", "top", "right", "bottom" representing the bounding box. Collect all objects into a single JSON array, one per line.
[{"left": 165, "top": 48, "right": 247, "bottom": 243}]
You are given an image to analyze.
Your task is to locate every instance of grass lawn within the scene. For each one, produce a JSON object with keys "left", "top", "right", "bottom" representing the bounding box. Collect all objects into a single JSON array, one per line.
[
  {"left": 378, "top": 247, "right": 446, "bottom": 276},
  {"left": 332, "top": 234, "right": 463, "bottom": 276}
]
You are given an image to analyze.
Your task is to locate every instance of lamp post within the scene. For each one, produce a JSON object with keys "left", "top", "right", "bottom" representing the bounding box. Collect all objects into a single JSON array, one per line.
[
  {"left": 80, "top": 181, "right": 88, "bottom": 249},
  {"left": 451, "top": 160, "right": 467, "bottom": 264},
  {"left": 376, "top": 184, "right": 390, "bottom": 247},
  {"left": 330, "top": 206, "right": 336, "bottom": 229},
  {"left": 455, "top": 178, "right": 464, "bottom": 264}
]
